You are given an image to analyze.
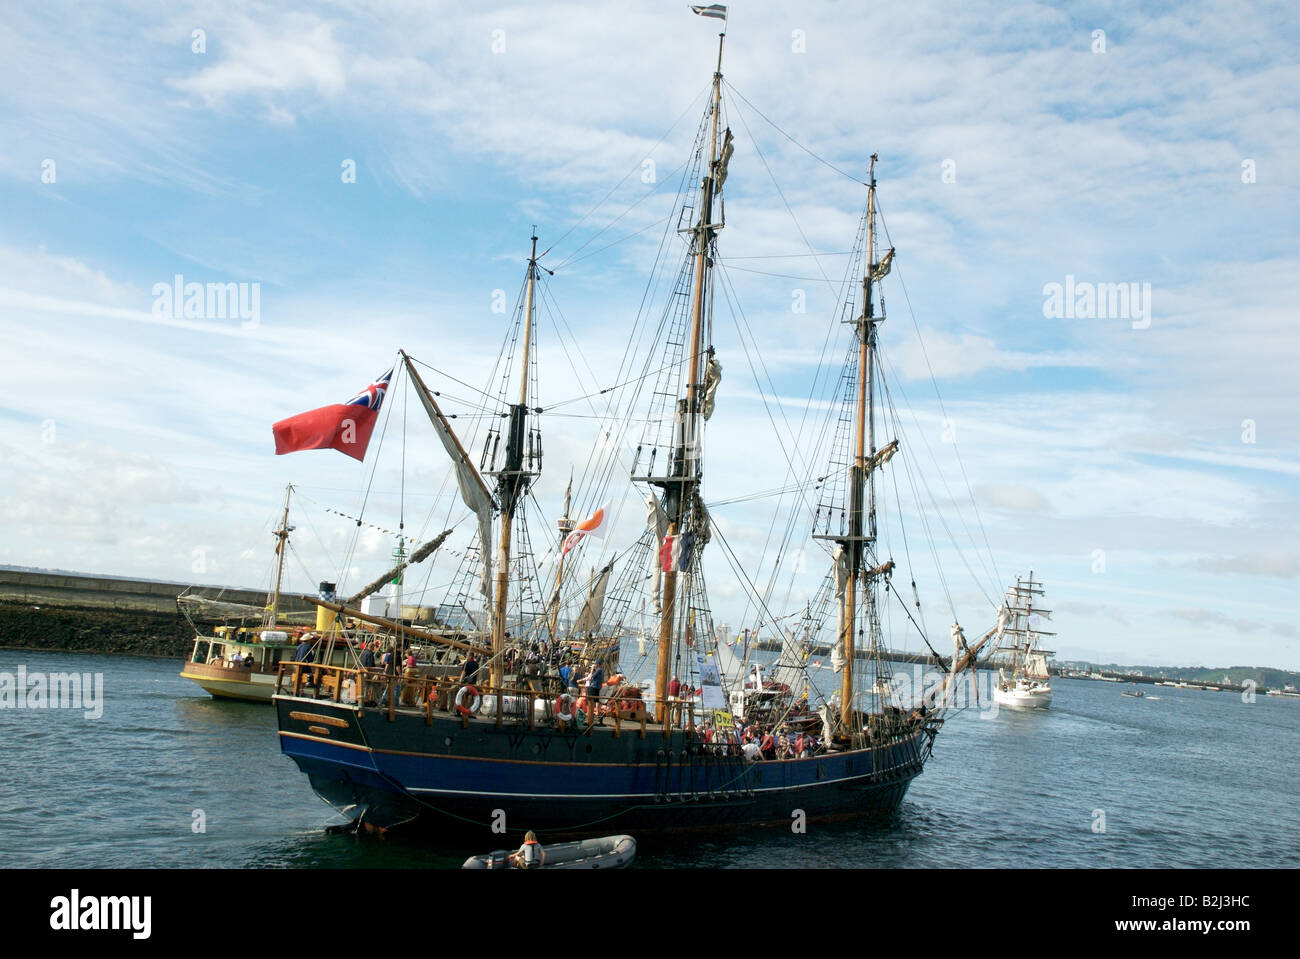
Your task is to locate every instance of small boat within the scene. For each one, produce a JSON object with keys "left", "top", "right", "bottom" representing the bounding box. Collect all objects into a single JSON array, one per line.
[
  {"left": 462, "top": 834, "right": 636, "bottom": 870},
  {"left": 1122, "top": 689, "right": 1144, "bottom": 698}
]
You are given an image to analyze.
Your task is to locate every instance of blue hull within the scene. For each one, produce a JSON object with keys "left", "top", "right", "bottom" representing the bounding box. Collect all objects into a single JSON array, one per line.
[{"left": 276, "top": 697, "right": 935, "bottom": 839}]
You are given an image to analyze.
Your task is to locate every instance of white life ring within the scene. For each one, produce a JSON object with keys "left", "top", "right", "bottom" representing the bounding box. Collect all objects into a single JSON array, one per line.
[
  {"left": 555, "top": 693, "right": 573, "bottom": 723},
  {"left": 455, "top": 685, "right": 482, "bottom": 717}
]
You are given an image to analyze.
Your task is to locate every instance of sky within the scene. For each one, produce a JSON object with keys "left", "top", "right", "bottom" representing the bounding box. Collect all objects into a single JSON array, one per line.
[{"left": 1, "top": 0, "right": 1297, "bottom": 670}]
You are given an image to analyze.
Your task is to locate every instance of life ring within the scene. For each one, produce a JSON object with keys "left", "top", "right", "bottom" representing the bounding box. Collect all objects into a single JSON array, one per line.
[
  {"left": 455, "top": 685, "right": 482, "bottom": 717},
  {"left": 554, "top": 693, "right": 573, "bottom": 723}
]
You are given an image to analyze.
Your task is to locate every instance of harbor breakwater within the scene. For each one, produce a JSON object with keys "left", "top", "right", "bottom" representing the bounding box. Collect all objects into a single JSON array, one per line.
[
  {"left": 0, "top": 601, "right": 196, "bottom": 658},
  {"left": 0, "top": 569, "right": 315, "bottom": 658}
]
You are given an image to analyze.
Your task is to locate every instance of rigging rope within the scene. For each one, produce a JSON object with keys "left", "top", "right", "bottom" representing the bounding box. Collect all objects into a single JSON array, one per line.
[{"left": 723, "top": 80, "right": 868, "bottom": 185}]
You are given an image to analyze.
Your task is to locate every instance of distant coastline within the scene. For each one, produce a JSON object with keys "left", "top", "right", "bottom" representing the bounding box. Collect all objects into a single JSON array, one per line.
[{"left": 1, "top": 566, "right": 1297, "bottom": 688}]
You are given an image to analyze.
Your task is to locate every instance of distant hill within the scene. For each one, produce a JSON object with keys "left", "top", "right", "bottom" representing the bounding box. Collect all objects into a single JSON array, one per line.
[{"left": 1058, "top": 660, "right": 1300, "bottom": 689}]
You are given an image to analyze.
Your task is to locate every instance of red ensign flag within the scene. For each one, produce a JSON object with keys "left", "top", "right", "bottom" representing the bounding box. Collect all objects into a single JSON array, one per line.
[{"left": 272, "top": 369, "right": 392, "bottom": 462}]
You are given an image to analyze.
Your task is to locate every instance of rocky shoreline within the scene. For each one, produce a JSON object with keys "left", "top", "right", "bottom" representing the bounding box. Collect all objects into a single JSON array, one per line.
[{"left": 0, "top": 601, "right": 207, "bottom": 659}]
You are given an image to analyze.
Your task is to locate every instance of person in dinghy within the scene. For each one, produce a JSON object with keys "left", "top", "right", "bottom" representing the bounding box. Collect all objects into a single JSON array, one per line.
[{"left": 507, "top": 831, "right": 546, "bottom": 870}]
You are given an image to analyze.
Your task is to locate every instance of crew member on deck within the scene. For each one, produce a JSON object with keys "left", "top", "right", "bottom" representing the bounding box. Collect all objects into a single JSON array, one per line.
[
  {"left": 461, "top": 652, "right": 480, "bottom": 685},
  {"left": 583, "top": 661, "right": 604, "bottom": 723}
]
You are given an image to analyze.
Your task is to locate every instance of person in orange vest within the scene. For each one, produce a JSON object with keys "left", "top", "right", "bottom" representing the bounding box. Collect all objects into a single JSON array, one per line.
[{"left": 507, "top": 830, "right": 545, "bottom": 869}]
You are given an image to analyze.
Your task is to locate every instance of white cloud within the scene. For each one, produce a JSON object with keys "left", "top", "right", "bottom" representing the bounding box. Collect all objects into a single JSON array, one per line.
[
  {"left": 1187, "top": 552, "right": 1299, "bottom": 579},
  {"left": 976, "top": 482, "right": 1050, "bottom": 513},
  {"left": 1, "top": 0, "right": 1297, "bottom": 669}
]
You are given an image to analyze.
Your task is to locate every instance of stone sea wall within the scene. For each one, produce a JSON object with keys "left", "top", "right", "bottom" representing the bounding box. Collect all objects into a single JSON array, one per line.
[{"left": 0, "top": 601, "right": 200, "bottom": 659}]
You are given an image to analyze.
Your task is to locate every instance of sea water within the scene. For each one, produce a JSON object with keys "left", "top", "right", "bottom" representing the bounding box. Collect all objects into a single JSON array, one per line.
[{"left": 1, "top": 648, "right": 1296, "bottom": 868}]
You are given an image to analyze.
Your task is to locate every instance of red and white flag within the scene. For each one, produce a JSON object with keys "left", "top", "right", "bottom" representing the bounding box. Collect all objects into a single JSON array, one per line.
[{"left": 561, "top": 502, "right": 610, "bottom": 558}]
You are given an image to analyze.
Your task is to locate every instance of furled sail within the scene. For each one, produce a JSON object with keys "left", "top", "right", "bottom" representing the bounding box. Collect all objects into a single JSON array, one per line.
[
  {"left": 646, "top": 494, "right": 668, "bottom": 612},
  {"left": 402, "top": 353, "right": 497, "bottom": 601},
  {"left": 343, "top": 528, "right": 452, "bottom": 607},
  {"left": 701, "top": 354, "right": 723, "bottom": 420},
  {"left": 870, "top": 247, "right": 895, "bottom": 282},
  {"left": 831, "top": 544, "right": 848, "bottom": 673},
  {"left": 867, "top": 438, "right": 899, "bottom": 473},
  {"left": 715, "top": 128, "right": 735, "bottom": 189}
]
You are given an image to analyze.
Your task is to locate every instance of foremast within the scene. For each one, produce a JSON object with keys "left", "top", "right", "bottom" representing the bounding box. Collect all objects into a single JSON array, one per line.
[{"left": 488, "top": 234, "right": 542, "bottom": 689}]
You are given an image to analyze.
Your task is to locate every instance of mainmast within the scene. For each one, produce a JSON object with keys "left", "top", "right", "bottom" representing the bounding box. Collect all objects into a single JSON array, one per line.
[
  {"left": 840, "top": 155, "right": 893, "bottom": 732},
  {"left": 489, "top": 234, "right": 541, "bottom": 688},
  {"left": 266, "top": 483, "right": 293, "bottom": 628},
  {"left": 652, "top": 31, "right": 726, "bottom": 724}
]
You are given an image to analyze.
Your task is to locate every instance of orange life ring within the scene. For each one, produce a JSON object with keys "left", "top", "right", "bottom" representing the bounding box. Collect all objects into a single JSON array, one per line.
[
  {"left": 554, "top": 693, "right": 573, "bottom": 723},
  {"left": 455, "top": 685, "right": 482, "bottom": 717}
]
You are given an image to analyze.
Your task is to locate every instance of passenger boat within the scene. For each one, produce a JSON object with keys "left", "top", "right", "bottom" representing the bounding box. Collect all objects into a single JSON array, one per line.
[
  {"left": 178, "top": 485, "right": 456, "bottom": 702},
  {"left": 177, "top": 485, "right": 345, "bottom": 702},
  {"left": 271, "top": 9, "right": 1004, "bottom": 840}
]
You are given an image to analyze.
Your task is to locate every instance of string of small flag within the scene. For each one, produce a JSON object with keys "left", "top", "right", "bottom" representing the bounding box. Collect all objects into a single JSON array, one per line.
[{"left": 319, "top": 506, "right": 403, "bottom": 537}]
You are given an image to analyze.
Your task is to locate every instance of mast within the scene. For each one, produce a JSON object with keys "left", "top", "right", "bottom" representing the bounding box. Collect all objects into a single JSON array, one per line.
[
  {"left": 266, "top": 483, "right": 293, "bottom": 628},
  {"left": 654, "top": 31, "right": 725, "bottom": 724},
  {"left": 490, "top": 233, "right": 539, "bottom": 689},
  {"left": 549, "top": 471, "right": 574, "bottom": 639},
  {"left": 392, "top": 536, "right": 405, "bottom": 624},
  {"left": 839, "top": 156, "right": 881, "bottom": 731}
]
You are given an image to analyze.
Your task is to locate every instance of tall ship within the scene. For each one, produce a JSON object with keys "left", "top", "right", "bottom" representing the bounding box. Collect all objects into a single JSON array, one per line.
[
  {"left": 991, "top": 572, "right": 1055, "bottom": 709},
  {"left": 270, "top": 13, "right": 1002, "bottom": 838}
]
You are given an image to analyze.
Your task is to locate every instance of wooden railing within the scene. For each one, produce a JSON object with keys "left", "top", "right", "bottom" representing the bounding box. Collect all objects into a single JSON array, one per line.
[{"left": 273, "top": 661, "right": 703, "bottom": 738}]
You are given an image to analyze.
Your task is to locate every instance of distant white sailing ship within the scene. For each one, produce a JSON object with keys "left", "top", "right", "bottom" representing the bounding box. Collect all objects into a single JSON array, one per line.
[{"left": 991, "top": 572, "right": 1054, "bottom": 709}]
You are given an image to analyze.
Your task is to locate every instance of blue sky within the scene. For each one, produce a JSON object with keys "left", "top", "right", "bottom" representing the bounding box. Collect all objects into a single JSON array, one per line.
[{"left": 1, "top": 1, "right": 1297, "bottom": 669}]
